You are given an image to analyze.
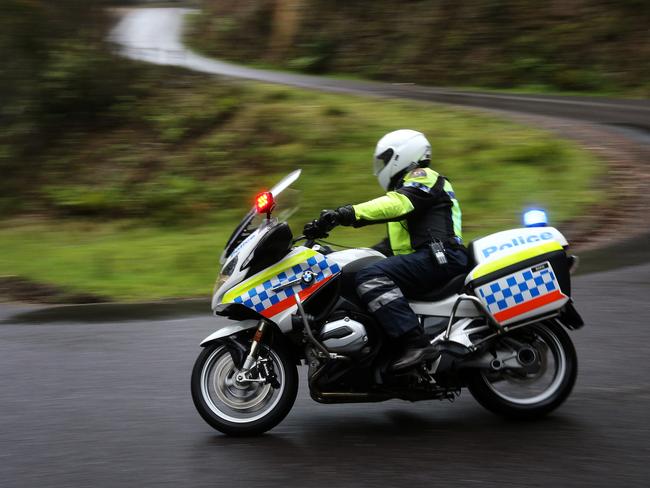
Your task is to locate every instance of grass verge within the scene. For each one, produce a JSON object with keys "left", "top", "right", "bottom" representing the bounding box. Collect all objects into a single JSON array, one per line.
[{"left": 0, "top": 74, "right": 604, "bottom": 302}]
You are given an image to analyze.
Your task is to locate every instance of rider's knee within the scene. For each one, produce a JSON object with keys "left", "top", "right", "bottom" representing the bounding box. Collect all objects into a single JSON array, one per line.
[{"left": 355, "top": 264, "right": 383, "bottom": 286}]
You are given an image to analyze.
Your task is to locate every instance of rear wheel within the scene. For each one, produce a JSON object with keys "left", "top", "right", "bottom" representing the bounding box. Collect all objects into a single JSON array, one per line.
[
  {"left": 467, "top": 321, "right": 577, "bottom": 419},
  {"left": 191, "top": 340, "right": 298, "bottom": 436}
]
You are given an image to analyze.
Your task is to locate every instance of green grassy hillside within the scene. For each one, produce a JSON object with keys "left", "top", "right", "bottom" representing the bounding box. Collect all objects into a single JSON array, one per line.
[
  {"left": 0, "top": 2, "right": 605, "bottom": 301},
  {"left": 0, "top": 70, "right": 603, "bottom": 300}
]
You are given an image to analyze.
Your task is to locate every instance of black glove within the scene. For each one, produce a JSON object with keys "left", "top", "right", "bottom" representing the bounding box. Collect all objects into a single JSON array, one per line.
[
  {"left": 303, "top": 219, "right": 327, "bottom": 240},
  {"left": 335, "top": 205, "right": 356, "bottom": 226},
  {"left": 303, "top": 205, "right": 356, "bottom": 240},
  {"left": 320, "top": 205, "right": 356, "bottom": 229},
  {"left": 318, "top": 209, "right": 340, "bottom": 231}
]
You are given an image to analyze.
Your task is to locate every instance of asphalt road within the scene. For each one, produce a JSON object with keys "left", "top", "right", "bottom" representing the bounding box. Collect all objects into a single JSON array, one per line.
[
  {"left": 1, "top": 264, "right": 649, "bottom": 487},
  {"left": 109, "top": 8, "right": 650, "bottom": 131}
]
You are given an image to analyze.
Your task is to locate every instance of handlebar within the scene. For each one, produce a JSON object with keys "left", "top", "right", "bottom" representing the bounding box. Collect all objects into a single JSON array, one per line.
[
  {"left": 292, "top": 234, "right": 335, "bottom": 254},
  {"left": 293, "top": 234, "right": 317, "bottom": 248}
]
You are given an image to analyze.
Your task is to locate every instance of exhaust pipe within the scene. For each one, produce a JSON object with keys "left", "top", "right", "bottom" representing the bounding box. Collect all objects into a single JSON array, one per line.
[
  {"left": 489, "top": 347, "right": 536, "bottom": 371},
  {"left": 517, "top": 347, "right": 537, "bottom": 366}
]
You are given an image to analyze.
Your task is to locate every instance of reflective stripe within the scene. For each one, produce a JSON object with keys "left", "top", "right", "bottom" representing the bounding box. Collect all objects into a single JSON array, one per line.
[
  {"left": 403, "top": 181, "right": 430, "bottom": 192},
  {"left": 443, "top": 179, "right": 462, "bottom": 239},
  {"left": 356, "top": 276, "right": 395, "bottom": 296},
  {"left": 367, "top": 288, "right": 404, "bottom": 312},
  {"left": 469, "top": 242, "right": 563, "bottom": 280},
  {"left": 223, "top": 249, "right": 318, "bottom": 303}
]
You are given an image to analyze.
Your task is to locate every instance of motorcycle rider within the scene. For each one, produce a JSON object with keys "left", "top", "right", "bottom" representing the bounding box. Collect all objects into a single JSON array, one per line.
[{"left": 303, "top": 129, "right": 468, "bottom": 372}]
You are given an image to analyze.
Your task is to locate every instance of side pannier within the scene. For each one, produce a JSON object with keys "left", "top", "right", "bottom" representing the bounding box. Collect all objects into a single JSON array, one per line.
[{"left": 465, "top": 242, "right": 571, "bottom": 326}]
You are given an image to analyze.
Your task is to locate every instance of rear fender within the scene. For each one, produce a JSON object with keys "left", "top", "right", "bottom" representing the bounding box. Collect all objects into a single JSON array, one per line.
[{"left": 556, "top": 301, "right": 585, "bottom": 330}]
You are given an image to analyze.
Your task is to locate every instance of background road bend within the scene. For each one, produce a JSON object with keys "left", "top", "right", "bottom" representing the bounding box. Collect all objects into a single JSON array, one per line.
[
  {"left": 110, "top": 8, "right": 650, "bottom": 131},
  {"left": 110, "top": 7, "right": 650, "bottom": 250}
]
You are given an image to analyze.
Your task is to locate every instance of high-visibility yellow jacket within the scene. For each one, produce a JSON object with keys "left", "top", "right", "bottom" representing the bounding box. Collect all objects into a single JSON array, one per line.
[{"left": 352, "top": 167, "right": 462, "bottom": 255}]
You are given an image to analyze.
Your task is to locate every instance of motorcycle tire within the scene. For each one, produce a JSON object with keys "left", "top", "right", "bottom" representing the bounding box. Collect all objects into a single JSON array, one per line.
[
  {"left": 191, "top": 340, "right": 298, "bottom": 436},
  {"left": 466, "top": 320, "right": 577, "bottom": 419}
]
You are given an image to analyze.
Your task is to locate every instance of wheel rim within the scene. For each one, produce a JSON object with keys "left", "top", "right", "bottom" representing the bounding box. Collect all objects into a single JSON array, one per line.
[
  {"left": 200, "top": 345, "right": 285, "bottom": 423},
  {"left": 481, "top": 323, "right": 567, "bottom": 406}
]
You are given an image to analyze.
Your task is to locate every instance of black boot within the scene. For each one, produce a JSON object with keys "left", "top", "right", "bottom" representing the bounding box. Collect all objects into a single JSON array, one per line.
[{"left": 389, "top": 328, "right": 439, "bottom": 372}]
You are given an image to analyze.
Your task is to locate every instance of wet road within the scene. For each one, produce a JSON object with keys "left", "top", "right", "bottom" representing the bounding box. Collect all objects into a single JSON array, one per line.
[
  {"left": 109, "top": 8, "right": 650, "bottom": 131},
  {"left": 2, "top": 263, "right": 649, "bottom": 487}
]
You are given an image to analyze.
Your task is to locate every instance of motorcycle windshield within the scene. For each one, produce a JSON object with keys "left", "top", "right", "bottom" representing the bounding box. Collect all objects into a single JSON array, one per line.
[{"left": 221, "top": 169, "right": 302, "bottom": 263}]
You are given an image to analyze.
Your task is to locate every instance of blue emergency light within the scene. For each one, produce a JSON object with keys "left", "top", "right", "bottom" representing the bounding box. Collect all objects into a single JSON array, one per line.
[{"left": 523, "top": 209, "right": 548, "bottom": 228}]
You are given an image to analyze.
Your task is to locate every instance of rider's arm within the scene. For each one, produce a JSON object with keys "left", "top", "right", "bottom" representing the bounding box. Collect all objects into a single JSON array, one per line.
[
  {"left": 350, "top": 191, "right": 415, "bottom": 227},
  {"left": 330, "top": 168, "right": 439, "bottom": 228}
]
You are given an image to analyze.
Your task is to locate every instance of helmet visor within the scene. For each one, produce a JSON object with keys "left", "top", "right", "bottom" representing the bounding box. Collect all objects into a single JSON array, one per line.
[{"left": 373, "top": 148, "right": 394, "bottom": 175}]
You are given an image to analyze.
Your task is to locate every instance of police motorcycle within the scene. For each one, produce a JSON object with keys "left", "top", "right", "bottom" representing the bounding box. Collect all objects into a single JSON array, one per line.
[{"left": 191, "top": 170, "right": 584, "bottom": 436}]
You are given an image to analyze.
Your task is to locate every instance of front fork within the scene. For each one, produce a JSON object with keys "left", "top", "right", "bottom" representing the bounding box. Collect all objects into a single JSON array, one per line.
[
  {"left": 234, "top": 319, "right": 280, "bottom": 388},
  {"left": 240, "top": 319, "right": 268, "bottom": 372}
]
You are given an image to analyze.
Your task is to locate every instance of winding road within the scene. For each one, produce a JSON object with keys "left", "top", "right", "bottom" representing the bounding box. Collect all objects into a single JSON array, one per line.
[
  {"left": 109, "top": 8, "right": 650, "bottom": 131},
  {"left": 1, "top": 7, "right": 649, "bottom": 488},
  {"left": 109, "top": 7, "right": 650, "bottom": 250}
]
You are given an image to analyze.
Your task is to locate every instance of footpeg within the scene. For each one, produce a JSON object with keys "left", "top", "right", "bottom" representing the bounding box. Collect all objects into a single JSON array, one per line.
[
  {"left": 389, "top": 346, "right": 440, "bottom": 373},
  {"left": 426, "top": 341, "right": 471, "bottom": 374}
]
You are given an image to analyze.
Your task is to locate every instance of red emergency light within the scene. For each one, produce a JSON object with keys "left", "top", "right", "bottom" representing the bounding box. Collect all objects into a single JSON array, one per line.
[{"left": 255, "top": 191, "right": 275, "bottom": 216}]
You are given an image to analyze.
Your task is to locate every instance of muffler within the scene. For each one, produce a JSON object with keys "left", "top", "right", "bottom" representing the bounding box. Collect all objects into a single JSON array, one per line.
[{"left": 517, "top": 347, "right": 537, "bottom": 366}]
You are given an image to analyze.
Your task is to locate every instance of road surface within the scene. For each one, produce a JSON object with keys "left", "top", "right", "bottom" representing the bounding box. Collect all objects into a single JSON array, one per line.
[{"left": 1, "top": 264, "right": 649, "bottom": 487}]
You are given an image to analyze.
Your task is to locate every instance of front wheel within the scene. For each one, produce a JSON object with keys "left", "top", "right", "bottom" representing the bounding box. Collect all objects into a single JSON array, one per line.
[
  {"left": 191, "top": 340, "right": 298, "bottom": 436},
  {"left": 467, "top": 321, "right": 577, "bottom": 419}
]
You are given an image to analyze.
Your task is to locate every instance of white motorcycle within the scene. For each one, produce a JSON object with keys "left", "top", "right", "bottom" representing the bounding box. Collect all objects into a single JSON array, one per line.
[{"left": 191, "top": 170, "right": 584, "bottom": 436}]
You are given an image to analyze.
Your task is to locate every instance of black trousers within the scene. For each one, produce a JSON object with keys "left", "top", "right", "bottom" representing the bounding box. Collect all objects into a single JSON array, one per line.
[{"left": 355, "top": 248, "right": 468, "bottom": 338}]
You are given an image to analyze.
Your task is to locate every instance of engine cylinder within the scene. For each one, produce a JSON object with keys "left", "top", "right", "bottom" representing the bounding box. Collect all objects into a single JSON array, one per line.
[{"left": 320, "top": 317, "right": 368, "bottom": 355}]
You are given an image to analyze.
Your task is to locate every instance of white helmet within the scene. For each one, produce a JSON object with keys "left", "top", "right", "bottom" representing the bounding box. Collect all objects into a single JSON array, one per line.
[{"left": 373, "top": 129, "right": 432, "bottom": 190}]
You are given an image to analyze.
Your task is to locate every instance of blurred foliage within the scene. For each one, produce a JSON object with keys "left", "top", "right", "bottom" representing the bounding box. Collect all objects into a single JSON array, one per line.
[
  {"left": 192, "top": 0, "right": 650, "bottom": 97},
  {"left": 0, "top": 71, "right": 604, "bottom": 299},
  {"left": 0, "top": 1, "right": 147, "bottom": 205},
  {"left": 0, "top": 1, "right": 605, "bottom": 299},
  {"left": 5, "top": 72, "right": 603, "bottom": 228}
]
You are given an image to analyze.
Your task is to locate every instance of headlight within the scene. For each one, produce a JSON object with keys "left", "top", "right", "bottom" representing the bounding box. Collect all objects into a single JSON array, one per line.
[
  {"left": 214, "top": 255, "right": 238, "bottom": 294},
  {"left": 213, "top": 274, "right": 228, "bottom": 294}
]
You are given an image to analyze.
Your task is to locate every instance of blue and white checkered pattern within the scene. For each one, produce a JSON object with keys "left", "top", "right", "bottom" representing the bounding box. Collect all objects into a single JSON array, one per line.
[
  {"left": 476, "top": 261, "right": 559, "bottom": 315},
  {"left": 232, "top": 255, "right": 341, "bottom": 314}
]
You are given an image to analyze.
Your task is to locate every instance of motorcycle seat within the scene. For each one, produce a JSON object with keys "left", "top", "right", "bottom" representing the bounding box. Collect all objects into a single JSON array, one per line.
[{"left": 410, "top": 273, "right": 467, "bottom": 302}]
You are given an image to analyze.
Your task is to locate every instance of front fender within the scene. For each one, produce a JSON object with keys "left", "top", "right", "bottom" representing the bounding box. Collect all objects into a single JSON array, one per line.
[{"left": 200, "top": 319, "right": 259, "bottom": 347}]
